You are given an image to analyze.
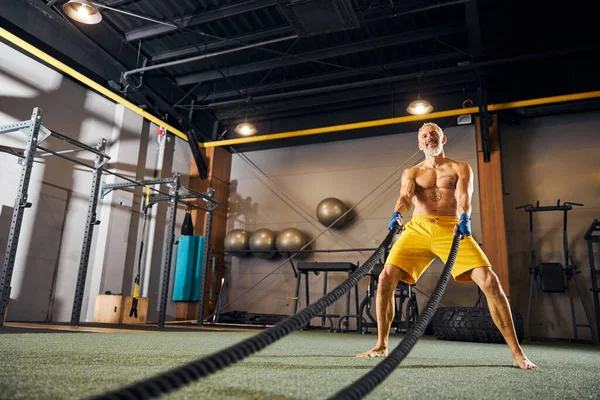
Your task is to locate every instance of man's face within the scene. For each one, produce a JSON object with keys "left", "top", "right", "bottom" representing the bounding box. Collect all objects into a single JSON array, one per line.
[{"left": 418, "top": 126, "right": 446, "bottom": 157}]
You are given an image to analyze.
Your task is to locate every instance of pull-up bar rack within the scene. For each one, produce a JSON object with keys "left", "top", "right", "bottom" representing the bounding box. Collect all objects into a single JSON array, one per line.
[
  {"left": 101, "top": 175, "right": 220, "bottom": 328},
  {"left": 0, "top": 108, "right": 109, "bottom": 326},
  {"left": 516, "top": 200, "right": 595, "bottom": 342},
  {"left": 1, "top": 107, "right": 221, "bottom": 329}
]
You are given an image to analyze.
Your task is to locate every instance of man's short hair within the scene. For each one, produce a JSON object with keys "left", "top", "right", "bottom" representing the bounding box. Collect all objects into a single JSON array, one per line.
[{"left": 418, "top": 122, "right": 444, "bottom": 137}]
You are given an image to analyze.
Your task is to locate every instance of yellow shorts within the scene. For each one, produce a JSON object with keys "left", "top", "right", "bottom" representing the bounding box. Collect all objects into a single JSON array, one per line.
[{"left": 385, "top": 215, "right": 491, "bottom": 284}]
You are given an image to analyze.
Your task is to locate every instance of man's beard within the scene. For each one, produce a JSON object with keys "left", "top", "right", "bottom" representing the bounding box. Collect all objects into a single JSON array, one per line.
[{"left": 423, "top": 142, "right": 443, "bottom": 157}]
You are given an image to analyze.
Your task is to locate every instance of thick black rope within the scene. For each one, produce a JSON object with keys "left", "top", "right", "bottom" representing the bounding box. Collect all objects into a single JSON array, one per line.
[
  {"left": 329, "top": 233, "right": 461, "bottom": 400},
  {"left": 89, "top": 227, "right": 400, "bottom": 400}
]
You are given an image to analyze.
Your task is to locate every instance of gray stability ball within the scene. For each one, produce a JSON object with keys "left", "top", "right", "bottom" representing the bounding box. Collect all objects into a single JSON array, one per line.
[
  {"left": 276, "top": 228, "right": 310, "bottom": 259},
  {"left": 316, "top": 197, "right": 348, "bottom": 228},
  {"left": 249, "top": 228, "right": 277, "bottom": 259},
  {"left": 224, "top": 229, "right": 251, "bottom": 257}
]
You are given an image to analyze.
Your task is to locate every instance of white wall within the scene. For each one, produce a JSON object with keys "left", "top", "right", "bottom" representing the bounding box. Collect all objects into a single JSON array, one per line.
[
  {"left": 0, "top": 42, "right": 193, "bottom": 324},
  {"left": 0, "top": 41, "right": 117, "bottom": 322},
  {"left": 224, "top": 124, "right": 481, "bottom": 329},
  {"left": 501, "top": 111, "right": 600, "bottom": 340}
]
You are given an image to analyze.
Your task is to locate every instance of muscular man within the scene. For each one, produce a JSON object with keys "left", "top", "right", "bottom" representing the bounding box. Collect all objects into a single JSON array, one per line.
[{"left": 357, "top": 122, "right": 538, "bottom": 370}]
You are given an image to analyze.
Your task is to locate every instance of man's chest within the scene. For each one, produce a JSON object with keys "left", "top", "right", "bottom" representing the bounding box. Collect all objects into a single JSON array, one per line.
[{"left": 414, "top": 168, "right": 458, "bottom": 191}]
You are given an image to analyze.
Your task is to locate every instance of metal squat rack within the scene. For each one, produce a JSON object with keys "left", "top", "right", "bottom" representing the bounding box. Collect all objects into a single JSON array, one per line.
[
  {"left": 1, "top": 107, "right": 220, "bottom": 329},
  {"left": 0, "top": 107, "right": 109, "bottom": 327},
  {"left": 101, "top": 177, "right": 220, "bottom": 328}
]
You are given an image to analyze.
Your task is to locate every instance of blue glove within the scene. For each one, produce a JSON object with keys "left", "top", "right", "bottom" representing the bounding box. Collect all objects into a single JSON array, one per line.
[
  {"left": 456, "top": 213, "right": 471, "bottom": 236},
  {"left": 388, "top": 211, "right": 403, "bottom": 230}
]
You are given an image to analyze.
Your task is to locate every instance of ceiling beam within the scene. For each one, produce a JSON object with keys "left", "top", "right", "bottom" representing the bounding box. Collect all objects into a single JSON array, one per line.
[
  {"left": 150, "top": 0, "right": 472, "bottom": 66},
  {"left": 464, "top": 0, "right": 483, "bottom": 61},
  {"left": 102, "top": 0, "right": 137, "bottom": 6},
  {"left": 124, "top": 0, "right": 275, "bottom": 42},
  {"left": 151, "top": 26, "right": 294, "bottom": 62},
  {"left": 363, "top": 0, "right": 473, "bottom": 23},
  {"left": 177, "top": 25, "right": 466, "bottom": 86},
  {"left": 207, "top": 43, "right": 598, "bottom": 110},
  {"left": 209, "top": 70, "right": 473, "bottom": 110},
  {"left": 215, "top": 76, "right": 475, "bottom": 120},
  {"left": 125, "top": 34, "right": 297, "bottom": 77},
  {"left": 202, "top": 52, "right": 465, "bottom": 101}
]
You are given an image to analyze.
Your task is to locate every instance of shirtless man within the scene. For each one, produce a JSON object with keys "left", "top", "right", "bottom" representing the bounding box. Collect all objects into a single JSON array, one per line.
[{"left": 357, "top": 122, "right": 538, "bottom": 370}]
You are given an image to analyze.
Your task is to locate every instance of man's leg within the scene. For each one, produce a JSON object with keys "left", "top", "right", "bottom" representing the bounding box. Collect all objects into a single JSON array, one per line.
[
  {"left": 468, "top": 267, "right": 538, "bottom": 370},
  {"left": 357, "top": 264, "right": 406, "bottom": 358}
]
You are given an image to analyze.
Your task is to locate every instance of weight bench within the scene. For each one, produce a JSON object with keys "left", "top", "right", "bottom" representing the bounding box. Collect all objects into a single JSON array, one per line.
[{"left": 293, "top": 262, "right": 360, "bottom": 332}]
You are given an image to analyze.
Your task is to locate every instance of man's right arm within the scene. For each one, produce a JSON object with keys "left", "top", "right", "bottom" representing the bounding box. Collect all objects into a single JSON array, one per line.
[{"left": 394, "top": 168, "right": 415, "bottom": 215}]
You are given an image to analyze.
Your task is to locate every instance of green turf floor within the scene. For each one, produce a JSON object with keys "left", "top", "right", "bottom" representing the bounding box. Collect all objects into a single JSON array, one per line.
[{"left": 0, "top": 329, "right": 598, "bottom": 400}]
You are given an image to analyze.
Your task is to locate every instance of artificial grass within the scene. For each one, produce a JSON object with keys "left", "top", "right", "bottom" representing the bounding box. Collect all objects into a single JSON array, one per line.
[{"left": 0, "top": 330, "right": 598, "bottom": 399}]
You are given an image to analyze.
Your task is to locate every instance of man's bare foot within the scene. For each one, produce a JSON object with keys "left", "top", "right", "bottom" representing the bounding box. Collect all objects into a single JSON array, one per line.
[
  {"left": 356, "top": 347, "right": 388, "bottom": 358},
  {"left": 513, "top": 355, "right": 539, "bottom": 370}
]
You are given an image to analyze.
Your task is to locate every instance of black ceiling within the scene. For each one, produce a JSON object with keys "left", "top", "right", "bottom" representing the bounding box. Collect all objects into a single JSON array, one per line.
[{"left": 1, "top": 0, "right": 598, "bottom": 151}]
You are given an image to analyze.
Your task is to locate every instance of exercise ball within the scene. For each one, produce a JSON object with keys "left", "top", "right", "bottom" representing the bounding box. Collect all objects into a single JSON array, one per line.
[
  {"left": 276, "top": 228, "right": 310, "bottom": 259},
  {"left": 316, "top": 197, "right": 348, "bottom": 228},
  {"left": 224, "top": 229, "right": 251, "bottom": 257},
  {"left": 249, "top": 228, "right": 277, "bottom": 259}
]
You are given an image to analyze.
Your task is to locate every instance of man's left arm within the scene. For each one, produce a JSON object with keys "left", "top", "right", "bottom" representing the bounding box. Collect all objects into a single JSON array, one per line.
[{"left": 454, "top": 163, "right": 474, "bottom": 238}]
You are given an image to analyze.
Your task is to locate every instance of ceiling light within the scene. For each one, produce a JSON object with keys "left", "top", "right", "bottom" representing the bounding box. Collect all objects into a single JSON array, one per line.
[
  {"left": 234, "top": 122, "right": 257, "bottom": 137},
  {"left": 63, "top": 0, "right": 102, "bottom": 24},
  {"left": 406, "top": 96, "right": 433, "bottom": 115}
]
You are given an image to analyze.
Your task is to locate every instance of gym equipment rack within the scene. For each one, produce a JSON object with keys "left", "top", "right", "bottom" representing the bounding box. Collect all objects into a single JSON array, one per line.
[
  {"left": 1, "top": 107, "right": 220, "bottom": 328},
  {"left": 101, "top": 176, "right": 219, "bottom": 328},
  {"left": 517, "top": 200, "right": 595, "bottom": 342},
  {"left": 1, "top": 107, "right": 109, "bottom": 326}
]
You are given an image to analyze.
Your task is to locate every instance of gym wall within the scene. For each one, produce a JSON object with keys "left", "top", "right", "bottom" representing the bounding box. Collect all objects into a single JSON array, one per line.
[
  {"left": 501, "top": 111, "right": 600, "bottom": 341},
  {"left": 0, "top": 41, "right": 192, "bottom": 324},
  {"left": 225, "top": 124, "right": 482, "bottom": 328}
]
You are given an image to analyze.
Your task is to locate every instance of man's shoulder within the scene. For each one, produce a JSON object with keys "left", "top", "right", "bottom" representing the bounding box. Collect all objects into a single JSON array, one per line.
[
  {"left": 403, "top": 164, "right": 422, "bottom": 176},
  {"left": 451, "top": 160, "right": 473, "bottom": 177},
  {"left": 445, "top": 158, "right": 472, "bottom": 171}
]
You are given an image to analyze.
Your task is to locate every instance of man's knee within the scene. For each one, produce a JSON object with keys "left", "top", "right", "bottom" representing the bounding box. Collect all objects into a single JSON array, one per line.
[
  {"left": 378, "top": 264, "right": 405, "bottom": 291},
  {"left": 475, "top": 267, "right": 502, "bottom": 294}
]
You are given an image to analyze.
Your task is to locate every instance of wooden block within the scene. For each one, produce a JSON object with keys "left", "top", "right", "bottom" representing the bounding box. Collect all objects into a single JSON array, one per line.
[
  {"left": 121, "top": 296, "right": 149, "bottom": 325},
  {"left": 176, "top": 302, "right": 199, "bottom": 321},
  {"left": 92, "top": 294, "right": 124, "bottom": 324}
]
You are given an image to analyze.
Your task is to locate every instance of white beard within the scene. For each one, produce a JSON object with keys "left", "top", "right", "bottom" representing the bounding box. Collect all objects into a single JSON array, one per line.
[{"left": 422, "top": 142, "right": 443, "bottom": 157}]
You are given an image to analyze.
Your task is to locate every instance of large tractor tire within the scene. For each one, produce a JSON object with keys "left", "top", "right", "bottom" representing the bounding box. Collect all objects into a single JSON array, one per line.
[{"left": 432, "top": 306, "right": 524, "bottom": 344}]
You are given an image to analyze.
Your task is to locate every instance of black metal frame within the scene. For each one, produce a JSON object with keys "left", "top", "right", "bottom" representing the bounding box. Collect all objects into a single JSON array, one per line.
[
  {"left": 101, "top": 176, "right": 219, "bottom": 328},
  {"left": 211, "top": 247, "right": 380, "bottom": 279},
  {"left": 0, "top": 108, "right": 110, "bottom": 327},
  {"left": 292, "top": 262, "right": 360, "bottom": 333},
  {"left": 357, "top": 263, "right": 419, "bottom": 335},
  {"left": 70, "top": 139, "right": 108, "bottom": 325},
  {"left": 584, "top": 219, "right": 600, "bottom": 344},
  {"left": 206, "top": 247, "right": 381, "bottom": 327},
  {"left": 516, "top": 200, "right": 595, "bottom": 342}
]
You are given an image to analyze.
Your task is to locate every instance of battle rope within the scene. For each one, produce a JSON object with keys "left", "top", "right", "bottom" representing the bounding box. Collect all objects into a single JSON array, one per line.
[
  {"left": 329, "top": 233, "right": 462, "bottom": 400},
  {"left": 89, "top": 226, "right": 401, "bottom": 400}
]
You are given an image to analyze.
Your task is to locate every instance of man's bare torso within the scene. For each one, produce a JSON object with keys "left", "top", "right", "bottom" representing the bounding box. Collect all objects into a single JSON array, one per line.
[{"left": 407, "top": 158, "right": 464, "bottom": 217}]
